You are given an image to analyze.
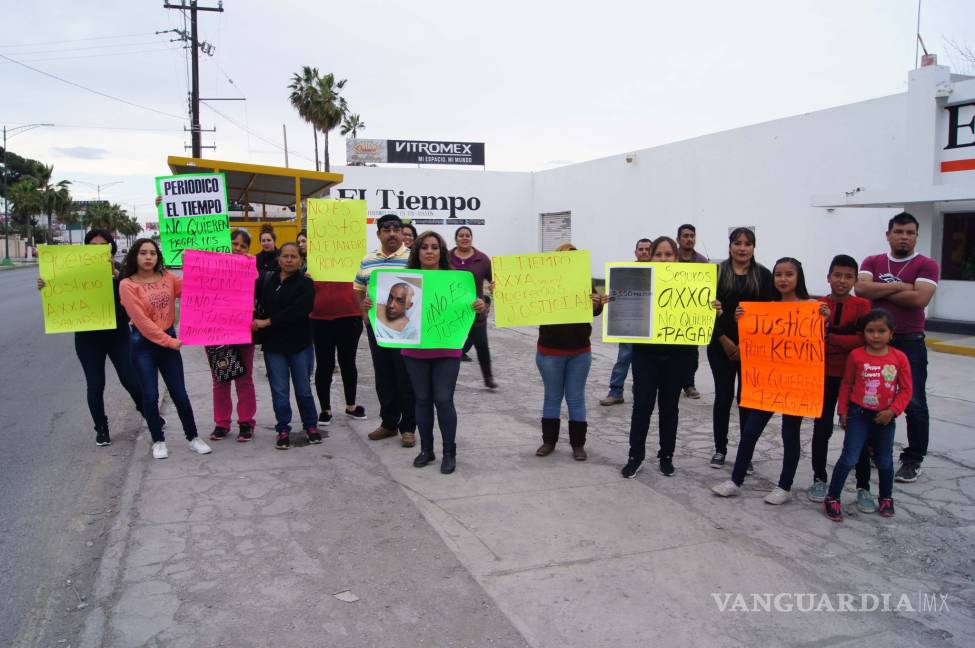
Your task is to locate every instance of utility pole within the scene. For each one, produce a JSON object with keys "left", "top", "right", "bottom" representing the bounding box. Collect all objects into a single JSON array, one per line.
[
  {"left": 283, "top": 125, "right": 290, "bottom": 168},
  {"left": 163, "top": 1, "right": 223, "bottom": 158}
]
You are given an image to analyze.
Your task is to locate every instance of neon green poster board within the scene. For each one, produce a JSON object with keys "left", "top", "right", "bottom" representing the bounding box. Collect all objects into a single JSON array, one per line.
[
  {"left": 306, "top": 198, "right": 367, "bottom": 282},
  {"left": 38, "top": 244, "right": 116, "bottom": 334},
  {"left": 492, "top": 250, "right": 593, "bottom": 328},
  {"left": 159, "top": 213, "right": 232, "bottom": 267},
  {"left": 155, "top": 172, "right": 229, "bottom": 218},
  {"left": 368, "top": 269, "right": 476, "bottom": 349},
  {"left": 602, "top": 262, "right": 717, "bottom": 345}
]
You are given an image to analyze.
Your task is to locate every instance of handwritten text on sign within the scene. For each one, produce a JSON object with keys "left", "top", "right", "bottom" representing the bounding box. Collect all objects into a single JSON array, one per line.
[
  {"left": 155, "top": 173, "right": 229, "bottom": 218},
  {"left": 368, "top": 269, "right": 476, "bottom": 349},
  {"left": 492, "top": 250, "right": 592, "bottom": 328},
  {"left": 160, "top": 213, "right": 231, "bottom": 267},
  {"left": 306, "top": 199, "right": 367, "bottom": 282},
  {"left": 179, "top": 249, "right": 257, "bottom": 346},
  {"left": 38, "top": 244, "right": 116, "bottom": 334},
  {"left": 739, "top": 301, "right": 824, "bottom": 417}
]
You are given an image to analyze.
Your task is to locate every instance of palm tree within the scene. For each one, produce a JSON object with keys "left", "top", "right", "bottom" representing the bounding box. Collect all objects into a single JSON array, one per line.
[
  {"left": 55, "top": 194, "right": 81, "bottom": 243},
  {"left": 8, "top": 177, "right": 43, "bottom": 245},
  {"left": 340, "top": 113, "right": 365, "bottom": 139},
  {"left": 31, "top": 164, "right": 71, "bottom": 243},
  {"left": 289, "top": 66, "right": 322, "bottom": 171},
  {"left": 312, "top": 73, "right": 347, "bottom": 172}
]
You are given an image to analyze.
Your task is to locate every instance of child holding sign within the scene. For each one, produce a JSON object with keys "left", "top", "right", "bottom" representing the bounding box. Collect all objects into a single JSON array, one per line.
[
  {"left": 824, "top": 309, "right": 912, "bottom": 521},
  {"left": 535, "top": 243, "right": 607, "bottom": 461},
  {"left": 712, "top": 257, "right": 827, "bottom": 504},
  {"left": 120, "top": 239, "right": 212, "bottom": 460}
]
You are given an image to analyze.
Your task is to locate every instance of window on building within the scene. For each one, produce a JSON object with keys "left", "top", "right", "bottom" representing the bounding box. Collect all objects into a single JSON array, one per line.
[
  {"left": 941, "top": 212, "right": 975, "bottom": 281},
  {"left": 539, "top": 212, "right": 572, "bottom": 252}
]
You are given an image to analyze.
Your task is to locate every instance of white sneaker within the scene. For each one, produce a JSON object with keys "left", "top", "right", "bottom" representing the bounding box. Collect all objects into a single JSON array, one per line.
[
  {"left": 188, "top": 438, "right": 212, "bottom": 455},
  {"left": 712, "top": 479, "right": 740, "bottom": 497},
  {"left": 764, "top": 487, "right": 792, "bottom": 505},
  {"left": 152, "top": 442, "right": 168, "bottom": 459}
]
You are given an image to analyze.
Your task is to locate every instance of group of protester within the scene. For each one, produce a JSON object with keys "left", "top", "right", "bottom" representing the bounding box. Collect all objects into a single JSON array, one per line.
[{"left": 42, "top": 209, "right": 937, "bottom": 522}]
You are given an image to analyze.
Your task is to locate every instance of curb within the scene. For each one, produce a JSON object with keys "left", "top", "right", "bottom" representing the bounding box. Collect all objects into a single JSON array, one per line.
[{"left": 925, "top": 336, "right": 975, "bottom": 358}]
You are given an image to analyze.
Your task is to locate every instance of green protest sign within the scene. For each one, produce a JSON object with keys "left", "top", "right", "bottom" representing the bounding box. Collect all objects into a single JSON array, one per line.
[
  {"left": 155, "top": 172, "right": 229, "bottom": 218},
  {"left": 368, "top": 269, "right": 476, "bottom": 349},
  {"left": 159, "top": 213, "right": 231, "bottom": 267}
]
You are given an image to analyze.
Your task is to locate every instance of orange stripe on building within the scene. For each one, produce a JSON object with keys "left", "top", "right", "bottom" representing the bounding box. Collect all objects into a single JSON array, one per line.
[{"left": 941, "top": 158, "right": 975, "bottom": 172}]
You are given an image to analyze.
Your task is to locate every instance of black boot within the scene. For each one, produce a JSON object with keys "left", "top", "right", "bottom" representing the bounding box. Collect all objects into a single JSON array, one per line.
[
  {"left": 536, "top": 418, "right": 560, "bottom": 456},
  {"left": 440, "top": 442, "right": 456, "bottom": 474},
  {"left": 568, "top": 420, "right": 588, "bottom": 461},
  {"left": 413, "top": 446, "right": 436, "bottom": 467}
]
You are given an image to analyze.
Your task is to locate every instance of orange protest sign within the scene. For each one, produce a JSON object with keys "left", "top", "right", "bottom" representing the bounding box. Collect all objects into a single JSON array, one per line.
[{"left": 738, "top": 301, "right": 824, "bottom": 417}]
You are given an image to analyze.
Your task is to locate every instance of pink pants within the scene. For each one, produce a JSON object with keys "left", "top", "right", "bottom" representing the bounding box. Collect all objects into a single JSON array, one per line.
[{"left": 211, "top": 344, "right": 257, "bottom": 428}]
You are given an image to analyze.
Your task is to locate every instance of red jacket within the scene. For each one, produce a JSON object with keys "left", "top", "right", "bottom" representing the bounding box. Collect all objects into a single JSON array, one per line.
[
  {"left": 819, "top": 295, "right": 871, "bottom": 377},
  {"left": 838, "top": 347, "right": 912, "bottom": 416}
]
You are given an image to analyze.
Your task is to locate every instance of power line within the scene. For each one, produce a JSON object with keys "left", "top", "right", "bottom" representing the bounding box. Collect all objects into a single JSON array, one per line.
[
  {"left": 0, "top": 46, "right": 183, "bottom": 65},
  {"left": 201, "top": 101, "right": 316, "bottom": 164},
  {"left": 0, "top": 38, "right": 166, "bottom": 57},
  {"left": 0, "top": 32, "right": 157, "bottom": 48},
  {"left": 0, "top": 54, "right": 186, "bottom": 121}
]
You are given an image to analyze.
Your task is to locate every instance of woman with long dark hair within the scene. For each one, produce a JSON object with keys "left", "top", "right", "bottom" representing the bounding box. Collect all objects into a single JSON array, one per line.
[
  {"left": 708, "top": 227, "right": 775, "bottom": 469},
  {"left": 119, "top": 238, "right": 211, "bottom": 459},
  {"left": 255, "top": 225, "right": 280, "bottom": 273},
  {"left": 712, "top": 257, "right": 828, "bottom": 504},
  {"left": 378, "top": 231, "right": 487, "bottom": 473},
  {"left": 252, "top": 242, "right": 319, "bottom": 449},
  {"left": 36, "top": 229, "right": 144, "bottom": 446},
  {"left": 208, "top": 229, "right": 259, "bottom": 442}
]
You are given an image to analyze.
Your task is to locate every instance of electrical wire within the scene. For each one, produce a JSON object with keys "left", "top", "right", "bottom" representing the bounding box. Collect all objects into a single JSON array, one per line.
[
  {"left": 0, "top": 32, "right": 157, "bottom": 48},
  {"left": 0, "top": 39, "right": 167, "bottom": 57},
  {"left": 0, "top": 54, "right": 187, "bottom": 121},
  {"left": 0, "top": 47, "right": 184, "bottom": 65},
  {"left": 201, "top": 101, "right": 316, "bottom": 164}
]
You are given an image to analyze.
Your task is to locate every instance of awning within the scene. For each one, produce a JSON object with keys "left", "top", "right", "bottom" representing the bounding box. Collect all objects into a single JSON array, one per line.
[{"left": 167, "top": 156, "right": 343, "bottom": 208}]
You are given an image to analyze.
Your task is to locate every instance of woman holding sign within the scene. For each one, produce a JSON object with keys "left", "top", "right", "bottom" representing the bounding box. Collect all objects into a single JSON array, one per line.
[
  {"left": 708, "top": 227, "right": 776, "bottom": 470},
  {"left": 252, "top": 242, "right": 319, "bottom": 449},
  {"left": 387, "top": 231, "right": 486, "bottom": 473},
  {"left": 36, "top": 229, "right": 144, "bottom": 447},
  {"left": 621, "top": 237, "right": 721, "bottom": 478},
  {"left": 119, "top": 239, "right": 212, "bottom": 460},
  {"left": 207, "top": 229, "right": 259, "bottom": 443},
  {"left": 535, "top": 243, "right": 607, "bottom": 461},
  {"left": 712, "top": 257, "right": 828, "bottom": 504}
]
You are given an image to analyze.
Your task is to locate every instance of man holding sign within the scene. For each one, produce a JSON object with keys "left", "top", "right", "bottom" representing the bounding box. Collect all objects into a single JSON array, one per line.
[{"left": 354, "top": 214, "right": 416, "bottom": 447}]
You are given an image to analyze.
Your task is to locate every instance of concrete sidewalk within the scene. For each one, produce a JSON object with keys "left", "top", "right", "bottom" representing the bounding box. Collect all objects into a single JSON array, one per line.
[{"left": 79, "top": 316, "right": 975, "bottom": 647}]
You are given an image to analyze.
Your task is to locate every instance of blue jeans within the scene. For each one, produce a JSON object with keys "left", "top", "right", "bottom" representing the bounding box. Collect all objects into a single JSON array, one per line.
[
  {"left": 607, "top": 343, "right": 632, "bottom": 398},
  {"left": 129, "top": 327, "right": 197, "bottom": 443},
  {"left": 891, "top": 335, "right": 928, "bottom": 465},
  {"left": 75, "top": 329, "right": 143, "bottom": 430},
  {"left": 264, "top": 346, "right": 318, "bottom": 433},
  {"left": 828, "top": 404, "right": 895, "bottom": 499},
  {"left": 536, "top": 351, "right": 592, "bottom": 421},
  {"left": 731, "top": 409, "right": 802, "bottom": 490},
  {"left": 403, "top": 356, "right": 460, "bottom": 448}
]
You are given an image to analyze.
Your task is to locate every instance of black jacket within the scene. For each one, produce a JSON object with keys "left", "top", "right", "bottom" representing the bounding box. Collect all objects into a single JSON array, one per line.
[
  {"left": 255, "top": 270, "right": 314, "bottom": 354},
  {"left": 255, "top": 249, "right": 280, "bottom": 274}
]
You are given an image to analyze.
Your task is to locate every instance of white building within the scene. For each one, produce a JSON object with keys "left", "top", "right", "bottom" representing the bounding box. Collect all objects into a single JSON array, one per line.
[{"left": 333, "top": 63, "right": 975, "bottom": 328}]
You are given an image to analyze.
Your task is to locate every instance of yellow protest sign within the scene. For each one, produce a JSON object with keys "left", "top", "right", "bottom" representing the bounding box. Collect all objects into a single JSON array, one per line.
[
  {"left": 38, "top": 244, "right": 116, "bottom": 334},
  {"left": 739, "top": 301, "right": 825, "bottom": 417},
  {"left": 306, "top": 198, "right": 367, "bottom": 282},
  {"left": 492, "top": 250, "right": 593, "bottom": 327},
  {"left": 602, "top": 262, "right": 717, "bottom": 345}
]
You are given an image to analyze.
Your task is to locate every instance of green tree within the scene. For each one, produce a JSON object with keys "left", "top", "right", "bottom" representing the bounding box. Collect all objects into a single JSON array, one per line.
[
  {"left": 289, "top": 66, "right": 323, "bottom": 171},
  {"left": 340, "top": 113, "right": 365, "bottom": 139},
  {"left": 55, "top": 195, "right": 81, "bottom": 243},
  {"left": 313, "top": 73, "right": 347, "bottom": 172},
  {"left": 8, "top": 176, "right": 43, "bottom": 244}
]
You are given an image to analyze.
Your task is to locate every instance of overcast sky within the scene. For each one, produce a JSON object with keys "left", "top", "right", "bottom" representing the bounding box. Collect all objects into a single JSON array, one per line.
[{"left": 2, "top": 0, "right": 974, "bottom": 222}]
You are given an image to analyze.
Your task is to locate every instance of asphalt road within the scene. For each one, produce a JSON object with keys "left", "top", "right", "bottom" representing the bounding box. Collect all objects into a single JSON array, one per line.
[{"left": 0, "top": 266, "right": 142, "bottom": 647}]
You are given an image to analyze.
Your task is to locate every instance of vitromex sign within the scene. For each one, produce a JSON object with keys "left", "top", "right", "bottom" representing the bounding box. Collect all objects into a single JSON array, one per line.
[{"left": 347, "top": 138, "right": 485, "bottom": 166}]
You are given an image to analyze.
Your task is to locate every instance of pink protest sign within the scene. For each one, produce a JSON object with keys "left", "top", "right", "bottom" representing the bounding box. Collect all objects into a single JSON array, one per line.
[{"left": 179, "top": 249, "right": 257, "bottom": 345}]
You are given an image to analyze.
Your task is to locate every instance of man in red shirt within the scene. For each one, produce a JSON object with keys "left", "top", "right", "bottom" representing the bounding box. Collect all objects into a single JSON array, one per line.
[
  {"left": 808, "top": 255, "right": 873, "bottom": 505},
  {"left": 855, "top": 213, "right": 940, "bottom": 483}
]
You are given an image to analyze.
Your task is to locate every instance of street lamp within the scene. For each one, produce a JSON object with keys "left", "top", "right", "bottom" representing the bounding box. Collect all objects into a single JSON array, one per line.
[
  {"left": 2, "top": 123, "right": 54, "bottom": 266},
  {"left": 74, "top": 180, "right": 125, "bottom": 202}
]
